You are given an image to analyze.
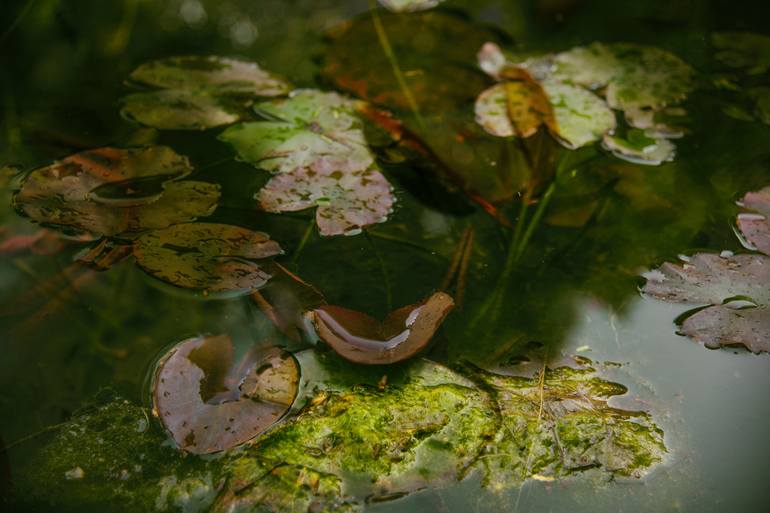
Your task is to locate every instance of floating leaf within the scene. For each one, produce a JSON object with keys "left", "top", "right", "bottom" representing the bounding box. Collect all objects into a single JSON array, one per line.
[
  {"left": 152, "top": 334, "right": 299, "bottom": 454},
  {"left": 259, "top": 163, "right": 394, "bottom": 237},
  {"left": 132, "top": 222, "right": 283, "bottom": 294},
  {"left": 712, "top": 32, "right": 770, "bottom": 75},
  {"left": 602, "top": 131, "right": 676, "bottom": 166},
  {"left": 468, "top": 363, "right": 666, "bottom": 488},
  {"left": 122, "top": 56, "right": 291, "bottom": 130},
  {"left": 542, "top": 79, "right": 616, "bottom": 149},
  {"left": 738, "top": 186, "right": 770, "bottom": 255},
  {"left": 308, "top": 292, "right": 455, "bottom": 364},
  {"left": 13, "top": 146, "right": 220, "bottom": 238},
  {"left": 378, "top": 0, "right": 445, "bottom": 12},
  {"left": 219, "top": 90, "right": 374, "bottom": 174},
  {"left": 474, "top": 79, "right": 556, "bottom": 139},
  {"left": 643, "top": 253, "right": 770, "bottom": 353}
]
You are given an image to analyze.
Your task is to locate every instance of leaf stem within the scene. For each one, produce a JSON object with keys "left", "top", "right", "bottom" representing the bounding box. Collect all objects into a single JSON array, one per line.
[
  {"left": 365, "top": 230, "right": 393, "bottom": 312},
  {"left": 291, "top": 217, "right": 315, "bottom": 265},
  {"left": 368, "top": 0, "right": 427, "bottom": 132}
]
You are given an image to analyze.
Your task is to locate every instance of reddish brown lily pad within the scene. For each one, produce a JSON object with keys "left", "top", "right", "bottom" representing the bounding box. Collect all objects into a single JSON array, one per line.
[
  {"left": 132, "top": 222, "right": 283, "bottom": 294},
  {"left": 643, "top": 252, "right": 770, "bottom": 353},
  {"left": 13, "top": 146, "right": 219, "bottom": 238},
  {"left": 308, "top": 292, "right": 455, "bottom": 364},
  {"left": 737, "top": 186, "right": 770, "bottom": 255},
  {"left": 152, "top": 334, "right": 299, "bottom": 454}
]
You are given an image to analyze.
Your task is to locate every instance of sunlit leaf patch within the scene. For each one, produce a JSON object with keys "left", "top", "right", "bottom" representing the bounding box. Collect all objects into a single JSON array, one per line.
[
  {"left": 132, "top": 222, "right": 283, "bottom": 294},
  {"left": 219, "top": 90, "right": 374, "bottom": 174},
  {"left": 152, "top": 334, "right": 299, "bottom": 454},
  {"left": 13, "top": 146, "right": 220, "bottom": 238},
  {"left": 121, "top": 56, "right": 291, "bottom": 130},
  {"left": 467, "top": 363, "right": 667, "bottom": 488},
  {"left": 643, "top": 253, "right": 770, "bottom": 353},
  {"left": 308, "top": 291, "right": 455, "bottom": 364},
  {"left": 602, "top": 131, "right": 676, "bottom": 166},
  {"left": 378, "top": 0, "right": 445, "bottom": 12}
]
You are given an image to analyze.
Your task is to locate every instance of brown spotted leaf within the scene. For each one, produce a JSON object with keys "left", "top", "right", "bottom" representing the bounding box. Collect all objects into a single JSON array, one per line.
[
  {"left": 308, "top": 292, "right": 454, "bottom": 364},
  {"left": 643, "top": 253, "right": 770, "bottom": 353},
  {"left": 738, "top": 186, "right": 770, "bottom": 256},
  {"left": 132, "top": 222, "right": 283, "bottom": 294},
  {"left": 13, "top": 146, "right": 219, "bottom": 238},
  {"left": 152, "top": 334, "right": 299, "bottom": 454}
]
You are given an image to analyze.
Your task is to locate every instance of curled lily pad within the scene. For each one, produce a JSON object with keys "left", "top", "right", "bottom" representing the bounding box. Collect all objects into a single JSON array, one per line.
[
  {"left": 643, "top": 253, "right": 770, "bottom": 353},
  {"left": 602, "top": 131, "right": 676, "bottom": 166},
  {"left": 378, "top": 0, "right": 445, "bottom": 12},
  {"left": 474, "top": 78, "right": 556, "bottom": 138},
  {"left": 468, "top": 363, "right": 666, "bottom": 488},
  {"left": 132, "top": 222, "right": 283, "bottom": 294},
  {"left": 13, "top": 146, "right": 220, "bottom": 238},
  {"left": 122, "top": 56, "right": 291, "bottom": 130},
  {"left": 308, "top": 292, "right": 454, "bottom": 364},
  {"left": 738, "top": 186, "right": 770, "bottom": 255},
  {"left": 153, "top": 334, "right": 299, "bottom": 454},
  {"left": 219, "top": 90, "right": 374, "bottom": 174}
]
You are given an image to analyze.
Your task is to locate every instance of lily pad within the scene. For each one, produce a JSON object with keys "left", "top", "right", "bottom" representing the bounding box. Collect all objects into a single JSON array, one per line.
[
  {"left": 542, "top": 79, "right": 616, "bottom": 149},
  {"left": 152, "top": 334, "right": 299, "bottom": 454},
  {"left": 738, "top": 186, "right": 770, "bottom": 255},
  {"left": 474, "top": 78, "right": 556, "bottom": 139},
  {"left": 643, "top": 253, "right": 770, "bottom": 353},
  {"left": 378, "top": 0, "right": 445, "bottom": 12},
  {"left": 602, "top": 131, "right": 676, "bottom": 166},
  {"left": 258, "top": 163, "right": 394, "bottom": 237},
  {"left": 122, "top": 56, "right": 291, "bottom": 130},
  {"left": 12, "top": 146, "right": 220, "bottom": 238},
  {"left": 308, "top": 291, "right": 455, "bottom": 364},
  {"left": 219, "top": 90, "right": 374, "bottom": 174},
  {"left": 132, "top": 222, "right": 283, "bottom": 294},
  {"left": 468, "top": 363, "right": 667, "bottom": 488}
]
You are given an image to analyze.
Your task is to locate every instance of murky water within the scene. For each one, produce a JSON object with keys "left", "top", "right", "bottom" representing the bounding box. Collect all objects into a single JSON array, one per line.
[{"left": 2, "top": 1, "right": 770, "bottom": 512}]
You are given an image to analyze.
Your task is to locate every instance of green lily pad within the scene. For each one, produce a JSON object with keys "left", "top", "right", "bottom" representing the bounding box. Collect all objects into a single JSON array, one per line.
[
  {"left": 12, "top": 146, "right": 220, "bottom": 238},
  {"left": 602, "top": 131, "right": 676, "bottom": 166},
  {"left": 219, "top": 90, "right": 374, "bottom": 174},
  {"left": 122, "top": 56, "right": 291, "bottom": 130},
  {"left": 468, "top": 363, "right": 667, "bottom": 488},
  {"left": 542, "top": 79, "right": 616, "bottom": 149},
  {"left": 378, "top": 0, "right": 445, "bottom": 12},
  {"left": 132, "top": 222, "right": 283, "bottom": 294},
  {"left": 643, "top": 252, "right": 770, "bottom": 353}
]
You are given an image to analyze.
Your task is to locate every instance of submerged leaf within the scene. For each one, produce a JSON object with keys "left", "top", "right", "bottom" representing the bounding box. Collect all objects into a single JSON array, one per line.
[
  {"left": 712, "top": 32, "right": 770, "bottom": 75},
  {"left": 738, "top": 186, "right": 770, "bottom": 255},
  {"left": 13, "top": 146, "right": 219, "bottom": 238},
  {"left": 643, "top": 253, "right": 770, "bottom": 353},
  {"left": 219, "top": 90, "right": 374, "bottom": 174},
  {"left": 468, "top": 363, "right": 666, "bottom": 488},
  {"left": 378, "top": 0, "right": 445, "bottom": 12},
  {"left": 132, "top": 222, "right": 283, "bottom": 294},
  {"left": 122, "top": 56, "right": 290, "bottom": 130},
  {"left": 309, "top": 292, "right": 455, "bottom": 364},
  {"left": 153, "top": 335, "right": 299, "bottom": 454}
]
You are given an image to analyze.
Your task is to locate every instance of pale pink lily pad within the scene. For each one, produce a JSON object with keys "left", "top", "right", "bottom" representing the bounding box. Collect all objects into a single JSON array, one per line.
[
  {"left": 737, "top": 186, "right": 770, "bottom": 255},
  {"left": 152, "top": 334, "right": 298, "bottom": 454},
  {"left": 643, "top": 252, "right": 770, "bottom": 353},
  {"left": 257, "top": 161, "right": 394, "bottom": 237}
]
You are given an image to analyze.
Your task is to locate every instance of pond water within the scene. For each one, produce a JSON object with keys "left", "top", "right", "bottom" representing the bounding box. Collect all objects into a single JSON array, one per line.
[{"left": 1, "top": 1, "right": 770, "bottom": 512}]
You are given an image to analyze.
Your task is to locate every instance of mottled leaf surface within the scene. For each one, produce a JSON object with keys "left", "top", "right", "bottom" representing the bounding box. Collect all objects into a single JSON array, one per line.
[
  {"left": 219, "top": 90, "right": 374, "bottom": 174},
  {"left": 644, "top": 253, "right": 770, "bottom": 353},
  {"left": 122, "top": 56, "right": 290, "bottom": 129},
  {"left": 153, "top": 335, "right": 298, "bottom": 454},
  {"left": 602, "top": 131, "right": 676, "bottom": 166},
  {"left": 738, "top": 186, "right": 770, "bottom": 255},
  {"left": 133, "top": 222, "right": 283, "bottom": 293},
  {"left": 469, "top": 364, "right": 666, "bottom": 488},
  {"left": 13, "top": 146, "right": 219, "bottom": 238}
]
